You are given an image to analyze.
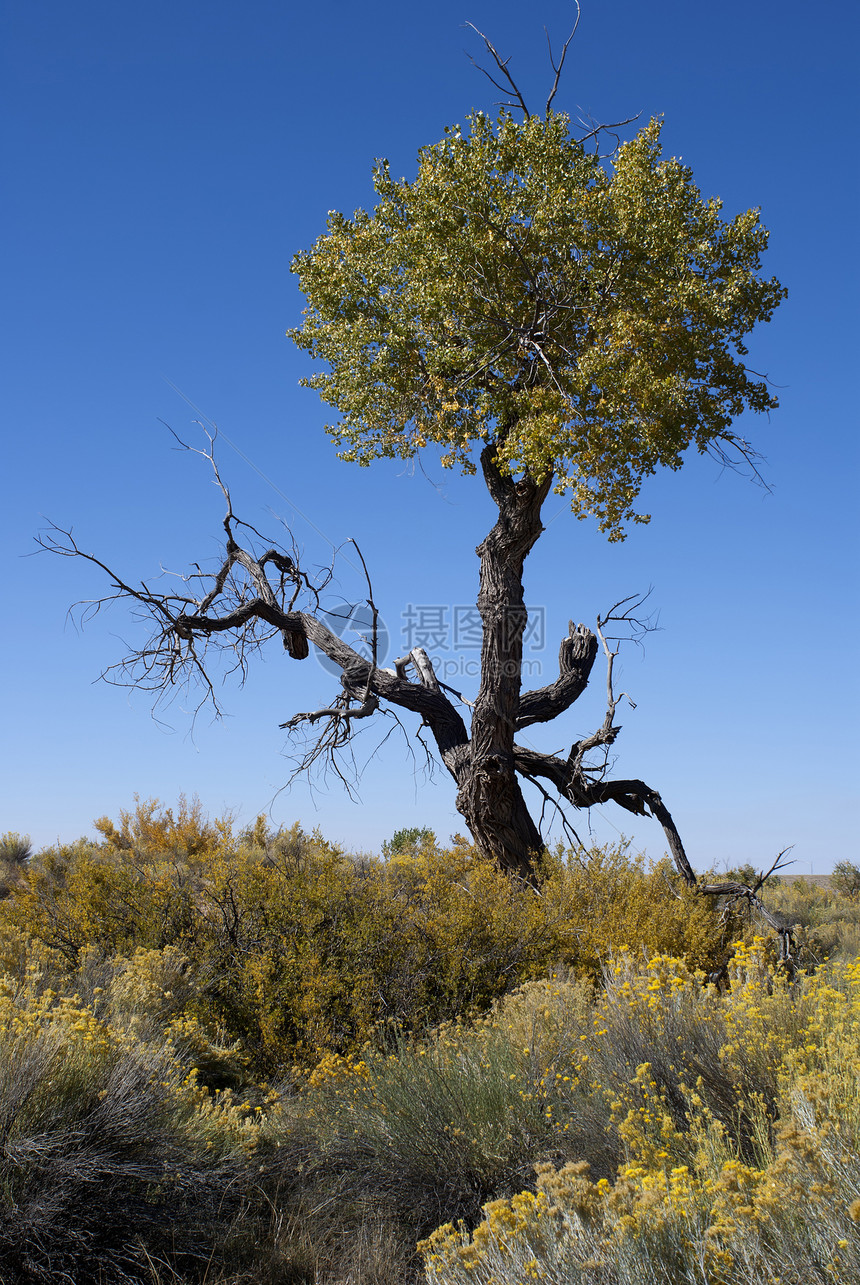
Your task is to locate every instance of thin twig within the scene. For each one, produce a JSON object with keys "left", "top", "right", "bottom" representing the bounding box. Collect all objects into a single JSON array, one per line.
[
  {"left": 545, "top": 2, "right": 581, "bottom": 115},
  {"left": 464, "top": 22, "right": 531, "bottom": 118}
]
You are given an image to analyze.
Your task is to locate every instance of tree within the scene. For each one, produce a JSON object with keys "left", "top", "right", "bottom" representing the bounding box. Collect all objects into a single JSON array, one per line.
[
  {"left": 830, "top": 861, "right": 860, "bottom": 898},
  {"left": 43, "top": 27, "right": 788, "bottom": 940}
]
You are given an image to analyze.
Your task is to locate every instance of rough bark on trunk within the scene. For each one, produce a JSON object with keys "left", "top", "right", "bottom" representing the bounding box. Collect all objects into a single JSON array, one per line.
[{"left": 454, "top": 446, "right": 554, "bottom": 877}]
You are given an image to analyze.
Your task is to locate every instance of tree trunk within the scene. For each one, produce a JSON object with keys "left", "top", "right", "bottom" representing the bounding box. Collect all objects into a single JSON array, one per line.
[{"left": 455, "top": 447, "right": 553, "bottom": 878}]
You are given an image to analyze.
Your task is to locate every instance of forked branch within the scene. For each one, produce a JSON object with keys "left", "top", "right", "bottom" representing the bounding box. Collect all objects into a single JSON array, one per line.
[
  {"left": 568, "top": 592, "right": 654, "bottom": 778},
  {"left": 466, "top": 5, "right": 640, "bottom": 156},
  {"left": 465, "top": 22, "right": 532, "bottom": 119},
  {"left": 544, "top": 2, "right": 580, "bottom": 115}
]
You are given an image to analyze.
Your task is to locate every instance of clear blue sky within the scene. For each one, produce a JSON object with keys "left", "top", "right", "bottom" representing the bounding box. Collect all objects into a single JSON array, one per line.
[{"left": 2, "top": 0, "right": 857, "bottom": 873}]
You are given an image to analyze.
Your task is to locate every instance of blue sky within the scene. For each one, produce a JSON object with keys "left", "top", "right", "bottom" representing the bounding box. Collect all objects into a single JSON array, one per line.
[{"left": 2, "top": 0, "right": 857, "bottom": 873}]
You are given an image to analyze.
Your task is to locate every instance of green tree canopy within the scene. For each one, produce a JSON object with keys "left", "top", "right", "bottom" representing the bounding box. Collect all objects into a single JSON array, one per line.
[{"left": 291, "top": 112, "right": 785, "bottom": 539}]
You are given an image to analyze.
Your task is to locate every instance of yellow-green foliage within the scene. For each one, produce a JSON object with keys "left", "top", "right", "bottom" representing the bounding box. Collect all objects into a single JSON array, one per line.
[
  {"left": 541, "top": 845, "right": 728, "bottom": 978},
  {"left": 291, "top": 112, "right": 784, "bottom": 540},
  {"left": 419, "top": 948, "right": 860, "bottom": 1285},
  {"left": 0, "top": 971, "right": 119, "bottom": 1123},
  {"left": 0, "top": 801, "right": 735, "bottom": 1073},
  {"left": 0, "top": 963, "right": 249, "bottom": 1147},
  {"left": 3, "top": 809, "right": 859, "bottom": 1285}
]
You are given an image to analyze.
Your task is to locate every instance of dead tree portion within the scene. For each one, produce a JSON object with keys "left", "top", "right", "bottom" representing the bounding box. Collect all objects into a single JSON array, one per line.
[{"left": 39, "top": 427, "right": 795, "bottom": 962}]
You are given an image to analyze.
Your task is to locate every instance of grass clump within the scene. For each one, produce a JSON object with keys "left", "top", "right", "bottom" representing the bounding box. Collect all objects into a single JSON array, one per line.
[{"left": 0, "top": 972, "right": 256, "bottom": 1284}]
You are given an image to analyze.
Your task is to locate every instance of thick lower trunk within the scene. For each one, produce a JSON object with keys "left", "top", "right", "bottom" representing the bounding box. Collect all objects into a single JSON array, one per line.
[{"left": 455, "top": 759, "right": 543, "bottom": 881}]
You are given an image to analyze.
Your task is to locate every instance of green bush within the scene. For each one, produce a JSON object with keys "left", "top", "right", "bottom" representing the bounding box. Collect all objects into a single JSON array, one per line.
[
  {"left": 830, "top": 859, "right": 860, "bottom": 899},
  {"left": 381, "top": 825, "right": 436, "bottom": 857}
]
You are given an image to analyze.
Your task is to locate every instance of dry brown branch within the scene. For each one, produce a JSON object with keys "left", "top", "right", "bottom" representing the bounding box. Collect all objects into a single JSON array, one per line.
[{"left": 465, "top": 8, "right": 640, "bottom": 160}]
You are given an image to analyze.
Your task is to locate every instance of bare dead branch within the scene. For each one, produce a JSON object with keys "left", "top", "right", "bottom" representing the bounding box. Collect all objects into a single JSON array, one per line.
[
  {"left": 520, "top": 767, "right": 588, "bottom": 856},
  {"left": 43, "top": 421, "right": 793, "bottom": 959},
  {"left": 517, "top": 621, "right": 598, "bottom": 729},
  {"left": 280, "top": 691, "right": 380, "bottom": 733},
  {"left": 464, "top": 22, "right": 531, "bottom": 118},
  {"left": 409, "top": 647, "right": 441, "bottom": 693},
  {"left": 345, "top": 537, "right": 380, "bottom": 708},
  {"left": 464, "top": 4, "right": 635, "bottom": 158},
  {"left": 566, "top": 593, "right": 654, "bottom": 780},
  {"left": 275, "top": 536, "right": 383, "bottom": 777},
  {"left": 39, "top": 427, "right": 473, "bottom": 807},
  {"left": 591, "top": 778, "right": 697, "bottom": 886},
  {"left": 574, "top": 110, "right": 643, "bottom": 157},
  {"left": 544, "top": 2, "right": 580, "bottom": 115},
  {"left": 699, "top": 850, "right": 798, "bottom": 969},
  {"left": 707, "top": 431, "right": 772, "bottom": 495}
]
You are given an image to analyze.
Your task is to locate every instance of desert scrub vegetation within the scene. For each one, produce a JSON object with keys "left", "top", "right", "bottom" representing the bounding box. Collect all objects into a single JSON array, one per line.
[
  {"left": 1, "top": 801, "right": 859, "bottom": 1283},
  {"left": 764, "top": 871, "right": 860, "bottom": 964},
  {"left": 419, "top": 944, "right": 860, "bottom": 1285},
  {"left": 0, "top": 968, "right": 258, "bottom": 1284},
  {"left": 0, "top": 799, "right": 736, "bottom": 1075},
  {"left": 8, "top": 941, "right": 858, "bottom": 1283}
]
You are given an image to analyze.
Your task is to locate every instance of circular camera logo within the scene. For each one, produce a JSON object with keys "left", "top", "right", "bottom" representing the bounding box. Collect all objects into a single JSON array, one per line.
[{"left": 316, "top": 601, "right": 390, "bottom": 678}]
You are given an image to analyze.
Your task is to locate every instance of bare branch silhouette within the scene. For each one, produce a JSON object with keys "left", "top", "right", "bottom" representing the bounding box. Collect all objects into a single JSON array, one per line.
[
  {"left": 465, "top": 21, "right": 532, "bottom": 118},
  {"left": 545, "top": 2, "right": 580, "bottom": 115}
]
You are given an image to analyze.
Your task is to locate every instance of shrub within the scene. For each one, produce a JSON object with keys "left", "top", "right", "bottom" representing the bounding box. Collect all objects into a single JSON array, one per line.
[
  {"left": 4, "top": 812, "right": 859, "bottom": 1285},
  {"left": 93, "top": 793, "right": 225, "bottom": 859},
  {"left": 539, "top": 846, "right": 735, "bottom": 979},
  {"left": 765, "top": 875, "right": 860, "bottom": 964},
  {"left": 287, "top": 1015, "right": 595, "bottom": 1242},
  {"left": 830, "top": 860, "right": 860, "bottom": 899},
  {"left": 0, "top": 804, "right": 738, "bottom": 1074},
  {"left": 0, "top": 831, "right": 32, "bottom": 864},
  {"left": 381, "top": 825, "right": 436, "bottom": 857},
  {"left": 420, "top": 950, "right": 860, "bottom": 1285},
  {"left": 721, "top": 861, "right": 780, "bottom": 889},
  {"left": 0, "top": 975, "right": 254, "bottom": 1284},
  {"left": 0, "top": 831, "right": 31, "bottom": 902}
]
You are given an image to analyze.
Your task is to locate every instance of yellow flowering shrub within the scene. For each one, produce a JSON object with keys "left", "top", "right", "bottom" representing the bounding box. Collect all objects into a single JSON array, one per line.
[
  {"left": 4, "top": 804, "right": 858, "bottom": 1283},
  {"left": 0, "top": 801, "right": 733, "bottom": 1073},
  {"left": 419, "top": 953, "right": 860, "bottom": 1285},
  {"left": 0, "top": 965, "right": 268, "bottom": 1282},
  {"left": 539, "top": 848, "right": 734, "bottom": 978}
]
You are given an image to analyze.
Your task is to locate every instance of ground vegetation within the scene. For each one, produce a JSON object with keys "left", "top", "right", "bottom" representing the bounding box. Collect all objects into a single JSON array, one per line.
[{"left": 0, "top": 802, "right": 857, "bottom": 1283}]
